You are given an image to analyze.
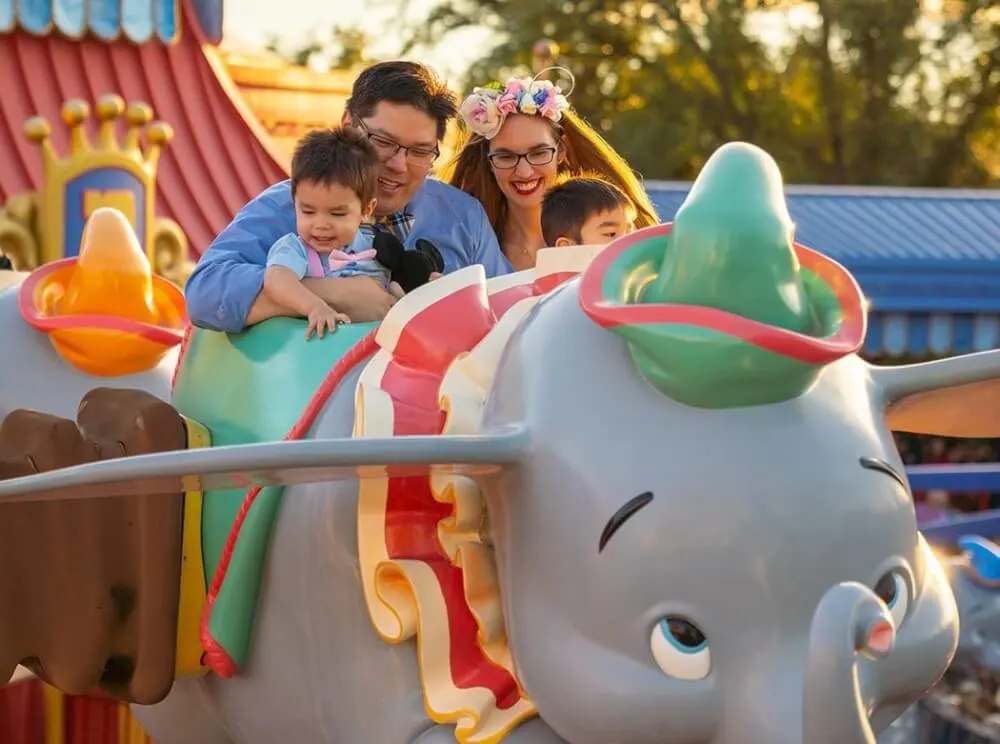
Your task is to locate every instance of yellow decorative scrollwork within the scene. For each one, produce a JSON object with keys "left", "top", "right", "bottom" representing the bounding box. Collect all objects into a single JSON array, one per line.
[
  {"left": 154, "top": 215, "right": 194, "bottom": 286},
  {"left": 0, "top": 192, "right": 40, "bottom": 270},
  {"left": 0, "top": 95, "right": 194, "bottom": 284}
]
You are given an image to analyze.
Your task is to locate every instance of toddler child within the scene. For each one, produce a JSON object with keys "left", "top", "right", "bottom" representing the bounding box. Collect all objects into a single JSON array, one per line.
[
  {"left": 263, "top": 127, "right": 442, "bottom": 339},
  {"left": 541, "top": 174, "right": 636, "bottom": 248}
]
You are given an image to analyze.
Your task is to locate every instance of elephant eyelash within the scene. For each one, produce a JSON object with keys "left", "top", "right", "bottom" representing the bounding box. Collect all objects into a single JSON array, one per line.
[
  {"left": 859, "top": 456, "right": 908, "bottom": 491},
  {"left": 599, "top": 491, "right": 654, "bottom": 553}
]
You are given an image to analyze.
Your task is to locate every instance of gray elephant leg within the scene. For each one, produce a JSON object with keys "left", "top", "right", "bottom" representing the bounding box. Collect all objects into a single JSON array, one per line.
[
  {"left": 130, "top": 678, "right": 235, "bottom": 744},
  {"left": 412, "top": 719, "right": 567, "bottom": 743}
]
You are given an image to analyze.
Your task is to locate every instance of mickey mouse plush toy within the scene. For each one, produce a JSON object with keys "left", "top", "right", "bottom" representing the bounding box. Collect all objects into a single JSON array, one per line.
[{"left": 372, "top": 233, "right": 445, "bottom": 296}]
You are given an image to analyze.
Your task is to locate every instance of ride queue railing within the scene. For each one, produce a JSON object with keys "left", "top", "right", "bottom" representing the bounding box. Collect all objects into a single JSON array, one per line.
[
  {"left": 902, "top": 464, "right": 1000, "bottom": 742},
  {"left": 908, "top": 463, "right": 1000, "bottom": 547}
]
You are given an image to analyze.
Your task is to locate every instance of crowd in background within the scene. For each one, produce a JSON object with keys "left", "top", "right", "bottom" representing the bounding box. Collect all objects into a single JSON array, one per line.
[{"left": 895, "top": 434, "right": 1000, "bottom": 521}]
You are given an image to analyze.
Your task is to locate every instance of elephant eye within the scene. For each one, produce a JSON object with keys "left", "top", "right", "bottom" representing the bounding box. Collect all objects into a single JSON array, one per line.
[
  {"left": 874, "top": 570, "right": 910, "bottom": 628},
  {"left": 650, "top": 616, "right": 711, "bottom": 680}
]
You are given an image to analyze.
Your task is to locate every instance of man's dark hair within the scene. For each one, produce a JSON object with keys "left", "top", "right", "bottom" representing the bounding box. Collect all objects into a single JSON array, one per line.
[
  {"left": 345, "top": 60, "right": 458, "bottom": 140},
  {"left": 290, "top": 127, "right": 379, "bottom": 204},
  {"left": 541, "top": 175, "right": 634, "bottom": 245}
]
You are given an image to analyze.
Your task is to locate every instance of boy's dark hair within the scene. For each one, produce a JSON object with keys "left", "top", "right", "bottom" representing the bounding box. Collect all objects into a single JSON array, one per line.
[
  {"left": 345, "top": 60, "right": 458, "bottom": 140},
  {"left": 290, "top": 127, "right": 379, "bottom": 204},
  {"left": 541, "top": 174, "right": 633, "bottom": 245}
]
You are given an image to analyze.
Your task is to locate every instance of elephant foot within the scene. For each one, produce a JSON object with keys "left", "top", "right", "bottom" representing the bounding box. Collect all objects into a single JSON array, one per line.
[{"left": 0, "top": 387, "right": 190, "bottom": 704}]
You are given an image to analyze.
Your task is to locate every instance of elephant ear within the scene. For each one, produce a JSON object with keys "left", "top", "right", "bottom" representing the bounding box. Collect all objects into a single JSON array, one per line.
[{"left": 870, "top": 349, "right": 1000, "bottom": 437}]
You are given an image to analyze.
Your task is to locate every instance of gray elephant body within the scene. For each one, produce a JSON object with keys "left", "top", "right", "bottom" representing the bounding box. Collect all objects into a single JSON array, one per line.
[
  {"left": 127, "top": 356, "right": 564, "bottom": 744},
  {"left": 0, "top": 279, "right": 568, "bottom": 744},
  {"left": 0, "top": 274, "right": 969, "bottom": 744},
  {"left": 3, "top": 142, "right": 1000, "bottom": 744}
]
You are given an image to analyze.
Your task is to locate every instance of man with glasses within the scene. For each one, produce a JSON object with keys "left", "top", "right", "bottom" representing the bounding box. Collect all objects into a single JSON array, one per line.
[{"left": 184, "top": 60, "right": 512, "bottom": 333}]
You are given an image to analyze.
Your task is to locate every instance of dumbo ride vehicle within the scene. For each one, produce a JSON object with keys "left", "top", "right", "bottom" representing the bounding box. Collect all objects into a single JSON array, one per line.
[{"left": 0, "top": 142, "right": 999, "bottom": 744}]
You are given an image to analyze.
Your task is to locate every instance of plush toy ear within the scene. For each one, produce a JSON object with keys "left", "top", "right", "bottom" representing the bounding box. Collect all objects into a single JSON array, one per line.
[
  {"left": 415, "top": 239, "right": 445, "bottom": 274},
  {"left": 373, "top": 231, "right": 405, "bottom": 272}
]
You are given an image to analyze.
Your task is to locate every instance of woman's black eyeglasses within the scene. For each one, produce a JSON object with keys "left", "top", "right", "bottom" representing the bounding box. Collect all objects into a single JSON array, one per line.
[{"left": 488, "top": 146, "right": 557, "bottom": 170}]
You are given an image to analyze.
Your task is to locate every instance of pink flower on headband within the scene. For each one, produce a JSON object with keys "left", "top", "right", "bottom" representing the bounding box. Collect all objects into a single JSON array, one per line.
[
  {"left": 505, "top": 79, "right": 526, "bottom": 96},
  {"left": 496, "top": 91, "right": 519, "bottom": 115},
  {"left": 539, "top": 92, "right": 565, "bottom": 119},
  {"left": 459, "top": 67, "right": 574, "bottom": 140}
]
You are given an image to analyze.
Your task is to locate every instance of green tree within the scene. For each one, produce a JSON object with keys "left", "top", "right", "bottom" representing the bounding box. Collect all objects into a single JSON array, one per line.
[
  {"left": 264, "top": 24, "right": 376, "bottom": 71},
  {"left": 406, "top": 0, "right": 1000, "bottom": 186}
]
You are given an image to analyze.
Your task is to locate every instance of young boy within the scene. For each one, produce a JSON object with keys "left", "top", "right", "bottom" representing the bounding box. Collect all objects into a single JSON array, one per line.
[
  {"left": 541, "top": 174, "right": 636, "bottom": 248},
  {"left": 263, "top": 127, "right": 385, "bottom": 339}
]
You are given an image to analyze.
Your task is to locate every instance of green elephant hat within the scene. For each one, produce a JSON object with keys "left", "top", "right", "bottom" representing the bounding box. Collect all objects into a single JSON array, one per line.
[{"left": 578, "top": 141, "right": 867, "bottom": 409}]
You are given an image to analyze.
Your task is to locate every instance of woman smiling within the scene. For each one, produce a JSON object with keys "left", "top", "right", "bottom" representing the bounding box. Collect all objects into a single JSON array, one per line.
[{"left": 444, "top": 68, "right": 658, "bottom": 270}]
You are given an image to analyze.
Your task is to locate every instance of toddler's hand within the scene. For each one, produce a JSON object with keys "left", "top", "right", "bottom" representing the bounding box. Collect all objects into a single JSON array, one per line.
[{"left": 306, "top": 304, "right": 350, "bottom": 340}]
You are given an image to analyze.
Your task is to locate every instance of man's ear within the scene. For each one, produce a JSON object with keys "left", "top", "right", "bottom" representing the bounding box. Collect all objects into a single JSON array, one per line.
[
  {"left": 554, "top": 236, "right": 574, "bottom": 247},
  {"left": 340, "top": 109, "right": 352, "bottom": 128}
]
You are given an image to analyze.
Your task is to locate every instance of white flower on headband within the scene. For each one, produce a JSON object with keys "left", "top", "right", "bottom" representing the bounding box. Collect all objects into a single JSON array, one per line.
[
  {"left": 458, "top": 87, "right": 504, "bottom": 139},
  {"left": 459, "top": 67, "right": 574, "bottom": 140}
]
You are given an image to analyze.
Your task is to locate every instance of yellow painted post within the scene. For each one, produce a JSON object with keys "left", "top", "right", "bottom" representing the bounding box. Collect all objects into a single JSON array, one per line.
[
  {"left": 118, "top": 703, "right": 155, "bottom": 743},
  {"left": 40, "top": 683, "right": 65, "bottom": 744}
]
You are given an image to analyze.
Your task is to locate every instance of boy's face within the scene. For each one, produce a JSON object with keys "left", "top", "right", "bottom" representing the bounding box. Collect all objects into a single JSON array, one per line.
[
  {"left": 555, "top": 206, "right": 635, "bottom": 247},
  {"left": 294, "top": 180, "right": 376, "bottom": 253}
]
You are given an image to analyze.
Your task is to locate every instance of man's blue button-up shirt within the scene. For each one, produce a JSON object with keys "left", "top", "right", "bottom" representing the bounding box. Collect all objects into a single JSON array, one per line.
[{"left": 184, "top": 178, "right": 513, "bottom": 333}]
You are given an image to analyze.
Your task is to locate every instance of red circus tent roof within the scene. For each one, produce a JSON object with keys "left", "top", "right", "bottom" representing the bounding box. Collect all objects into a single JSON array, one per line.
[{"left": 0, "top": 1, "right": 289, "bottom": 257}]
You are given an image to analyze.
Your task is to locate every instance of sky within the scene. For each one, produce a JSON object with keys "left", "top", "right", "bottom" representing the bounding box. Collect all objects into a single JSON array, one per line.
[{"left": 222, "top": 0, "right": 490, "bottom": 82}]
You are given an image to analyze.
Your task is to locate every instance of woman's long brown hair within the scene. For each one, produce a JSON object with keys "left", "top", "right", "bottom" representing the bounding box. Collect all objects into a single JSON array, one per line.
[{"left": 443, "top": 110, "right": 659, "bottom": 243}]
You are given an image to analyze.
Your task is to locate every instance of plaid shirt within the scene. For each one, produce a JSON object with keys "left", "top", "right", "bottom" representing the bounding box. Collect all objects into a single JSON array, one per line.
[{"left": 373, "top": 209, "right": 414, "bottom": 242}]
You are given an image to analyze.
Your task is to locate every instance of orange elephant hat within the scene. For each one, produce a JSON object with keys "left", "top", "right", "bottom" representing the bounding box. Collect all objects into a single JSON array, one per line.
[{"left": 19, "top": 207, "right": 188, "bottom": 376}]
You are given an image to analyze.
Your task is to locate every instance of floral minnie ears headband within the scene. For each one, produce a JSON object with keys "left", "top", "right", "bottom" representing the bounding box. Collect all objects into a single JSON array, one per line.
[{"left": 458, "top": 66, "right": 575, "bottom": 140}]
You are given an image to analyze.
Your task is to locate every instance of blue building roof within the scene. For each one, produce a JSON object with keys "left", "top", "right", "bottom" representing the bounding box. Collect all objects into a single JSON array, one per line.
[
  {"left": 646, "top": 182, "right": 1000, "bottom": 358},
  {"left": 0, "top": 0, "right": 223, "bottom": 45}
]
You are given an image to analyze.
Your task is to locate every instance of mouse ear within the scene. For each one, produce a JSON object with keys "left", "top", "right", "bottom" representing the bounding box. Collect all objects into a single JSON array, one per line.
[
  {"left": 415, "top": 239, "right": 445, "bottom": 273},
  {"left": 373, "top": 231, "right": 405, "bottom": 270}
]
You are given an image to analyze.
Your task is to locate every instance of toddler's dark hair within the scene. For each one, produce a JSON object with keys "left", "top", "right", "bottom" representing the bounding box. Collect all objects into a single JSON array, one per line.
[
  {"left": 290, "top": 127, "right": 379, "bottom": 204},
  {"left": 541, "top": 174, "right": 633, "bottom": 246}
]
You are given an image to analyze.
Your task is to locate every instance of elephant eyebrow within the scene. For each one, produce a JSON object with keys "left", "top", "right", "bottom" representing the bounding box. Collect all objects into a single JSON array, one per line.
[
  {"left": 599, "top": 491, "right": 654, "bottom": 553},
  {"left": 859, "top": 457, "right": 907, "bottom": 491}
]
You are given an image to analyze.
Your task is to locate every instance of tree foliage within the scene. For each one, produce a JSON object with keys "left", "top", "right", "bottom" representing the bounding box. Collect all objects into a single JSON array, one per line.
[
  {"left": 404, "top": 0, "right": 1000, "bottom": 185},
  {"left": 265, "top": 25, "right": 375, "bottom": 71}
]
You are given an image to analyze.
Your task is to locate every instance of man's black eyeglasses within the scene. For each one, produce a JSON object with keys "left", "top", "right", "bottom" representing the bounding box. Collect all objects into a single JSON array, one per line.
[{"left": 355, "top": 118, "right": 439, "bottom": 166}]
